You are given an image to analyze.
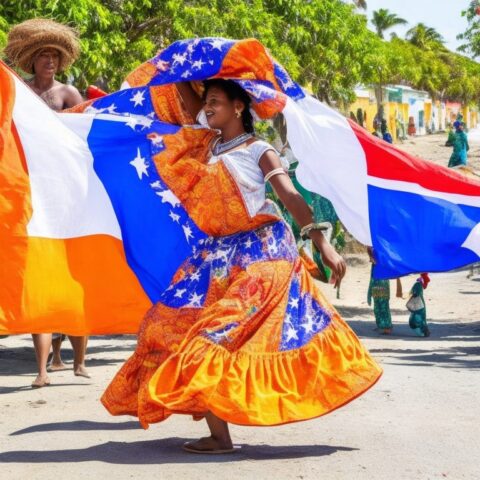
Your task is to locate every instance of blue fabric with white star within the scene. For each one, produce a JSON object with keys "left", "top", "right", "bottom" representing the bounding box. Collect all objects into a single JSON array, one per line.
[
  {"left": 149, "top": 38, "right": 305, "bottom": 102},
  {"left": 84, "top": 37, "right": 306, "bottom": 304},
  {"left": 158, "top": 220, "right": 298, "bottom": 309},
  {"left": 87, "top": 115, "right": 207, "bottom": 302},
  {"left": 280, "top": 276, "right": 332, "bottom": 351}
]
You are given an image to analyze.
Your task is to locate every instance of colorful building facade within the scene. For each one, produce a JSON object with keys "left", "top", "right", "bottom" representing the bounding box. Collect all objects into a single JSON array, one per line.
[{"left": 350, "top": 85, "right": 478, "bottom": 142}]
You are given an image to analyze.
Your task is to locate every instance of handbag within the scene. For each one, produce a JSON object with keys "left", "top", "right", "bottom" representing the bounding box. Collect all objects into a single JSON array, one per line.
[{"left": 406, "top": 295, "right": 424, "bottom": 312}]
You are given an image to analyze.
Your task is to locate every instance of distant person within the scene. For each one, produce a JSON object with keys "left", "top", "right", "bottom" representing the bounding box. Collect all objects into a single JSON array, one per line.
[
  {"left": 5, "top": 18, "right": 89, "bottom": 388},
  {"left": 367, "top": 248, "right": 392, "bottom": 335},
  {"left": 381, "top": 119, "right": 393, "bottom": 144},
  {"left": 406, "top": 273, "right": 431, "bottom": 337},
  {"left": 372, "top": 117, "right": 382, "bottom": 138},
  {"left": 448, "top": 121, "right": 469, "bottom": 168}
]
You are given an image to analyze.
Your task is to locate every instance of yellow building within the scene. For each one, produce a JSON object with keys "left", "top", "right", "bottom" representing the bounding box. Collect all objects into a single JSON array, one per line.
[{"left": 350, "top": 85, "right": 478, "bottom": 142}]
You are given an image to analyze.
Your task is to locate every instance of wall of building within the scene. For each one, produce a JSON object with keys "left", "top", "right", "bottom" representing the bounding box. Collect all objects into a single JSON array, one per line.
[{"left": 350, "top": 86, "right": 478, "bottom": 141}]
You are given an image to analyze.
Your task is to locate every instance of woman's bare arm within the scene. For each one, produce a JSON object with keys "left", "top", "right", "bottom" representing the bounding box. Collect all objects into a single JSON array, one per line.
[
  {"left": 176, "top": 82, "right": 203, "bottom": 121},
  {"left": 259, "top": 149, "right": 346, "bottom": 286},
  {"left": 155, "top": 59, "right": 203, "bottom": 121}
]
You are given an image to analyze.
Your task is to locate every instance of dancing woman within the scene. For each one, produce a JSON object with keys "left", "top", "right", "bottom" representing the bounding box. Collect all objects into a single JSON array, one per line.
[{"left": 102, "top": 73, "right": 381, "bottom": 454}]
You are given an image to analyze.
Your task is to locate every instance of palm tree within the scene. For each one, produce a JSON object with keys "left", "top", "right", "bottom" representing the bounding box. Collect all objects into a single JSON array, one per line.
[
  {"left": 371, "top": 9, "right": 408, "bottom": 39},
  {"left": 406, "top": 23, "right": 446, "bottom": 51}
]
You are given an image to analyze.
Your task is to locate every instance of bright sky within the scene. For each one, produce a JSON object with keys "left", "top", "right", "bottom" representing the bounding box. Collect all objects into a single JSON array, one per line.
[{"left": 365, "top": 0, "right": 471, "bottom": 52}]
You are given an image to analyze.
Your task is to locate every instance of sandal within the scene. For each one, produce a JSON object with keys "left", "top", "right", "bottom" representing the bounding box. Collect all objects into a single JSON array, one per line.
[{"left": 182, "top": 437, "right": 238, "bottom": 455}]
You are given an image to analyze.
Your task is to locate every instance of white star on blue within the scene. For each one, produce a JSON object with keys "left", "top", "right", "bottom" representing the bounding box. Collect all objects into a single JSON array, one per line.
[{"left": 280, "top": 277, "right": 332, "bottom": 351}]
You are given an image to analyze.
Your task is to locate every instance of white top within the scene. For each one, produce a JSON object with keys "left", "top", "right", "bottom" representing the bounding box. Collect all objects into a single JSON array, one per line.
[{"left": 208, "top": 140, "right": 279, "bottom": 218}]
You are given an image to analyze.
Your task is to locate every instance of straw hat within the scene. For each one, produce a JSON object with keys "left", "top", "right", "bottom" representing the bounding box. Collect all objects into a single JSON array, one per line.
[{"left": 4, "top": 18, "right": 80, "bottom": 74}]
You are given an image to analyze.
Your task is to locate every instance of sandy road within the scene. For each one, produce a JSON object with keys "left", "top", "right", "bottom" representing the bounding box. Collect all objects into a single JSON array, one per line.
[{"left": 1, "top": 131, "right": 479, "bottom": 480}]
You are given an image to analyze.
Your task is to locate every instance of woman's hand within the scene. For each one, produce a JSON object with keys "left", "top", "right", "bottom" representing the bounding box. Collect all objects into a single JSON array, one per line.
[{"left": 310, "top": 231, "right": 346, "bottom": 288}]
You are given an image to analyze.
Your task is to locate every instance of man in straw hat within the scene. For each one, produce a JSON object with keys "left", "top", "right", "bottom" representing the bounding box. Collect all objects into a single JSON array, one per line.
[
  {"left": 5, "top": 18, "right": 83, "bottom": 110},
  {"left": 5, "top": 18, "right": 89, "bottom": 387}
]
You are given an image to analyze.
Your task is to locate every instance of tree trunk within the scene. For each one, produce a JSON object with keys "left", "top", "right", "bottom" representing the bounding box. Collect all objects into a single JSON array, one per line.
[{"left": 374, "top": 83, "right": 384, "bottom": 121}]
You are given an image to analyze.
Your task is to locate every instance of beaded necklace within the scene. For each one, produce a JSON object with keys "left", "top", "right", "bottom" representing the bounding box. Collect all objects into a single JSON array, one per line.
[{"left": 212, "top": 132, "right": 253, "bottom": 156}]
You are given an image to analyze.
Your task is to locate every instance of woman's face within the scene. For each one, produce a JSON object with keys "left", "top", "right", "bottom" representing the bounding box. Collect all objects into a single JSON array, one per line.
[{"left": 203, "top": 86, "right": 242, "bottom": 130}]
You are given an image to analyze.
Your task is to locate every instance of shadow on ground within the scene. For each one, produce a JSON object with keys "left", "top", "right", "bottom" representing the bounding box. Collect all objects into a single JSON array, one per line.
[
  {"left": 338, "top": 308, "right": 480, "bottom": 370},
  {"left": 368, "top": 344, "right": 480, "bottom": 370},
  {"left": 0, "top": 383, "right": 84, "bottom": 395},
  {"left": 340, "top": 306, "right": 480, "bottom": 343},
  {"left": 10, "top": 420, "right": 142, "bottom": 436},
  {"left": 0, "top": 335, "right": 136, "bottom": 376},
  {"left": 0, "top": 438, "right": 356, "bottom": 464}
]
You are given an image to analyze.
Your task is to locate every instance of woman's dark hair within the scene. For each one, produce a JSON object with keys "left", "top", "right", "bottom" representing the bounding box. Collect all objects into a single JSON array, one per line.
[{"left": 203, "top": 79, "right": 254, "bottom": 133}]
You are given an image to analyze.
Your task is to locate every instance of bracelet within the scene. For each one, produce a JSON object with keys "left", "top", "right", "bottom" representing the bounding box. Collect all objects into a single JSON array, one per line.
[
  {"left": 300, "top": 222, "right": 330, "bottom": 240},
  {"left": 264, "top": 168, "right": 287, "bottom": 183}
]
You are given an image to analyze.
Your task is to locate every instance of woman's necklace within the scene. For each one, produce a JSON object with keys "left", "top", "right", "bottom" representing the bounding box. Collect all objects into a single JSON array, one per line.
[{"left": 213, "top": 132, "right": 253, "bottom": 156}]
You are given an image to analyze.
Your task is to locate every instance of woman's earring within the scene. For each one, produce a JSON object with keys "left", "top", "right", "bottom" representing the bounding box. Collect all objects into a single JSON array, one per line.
[{"left": 236, "top": 110, "right": 241, "bottom": 118}]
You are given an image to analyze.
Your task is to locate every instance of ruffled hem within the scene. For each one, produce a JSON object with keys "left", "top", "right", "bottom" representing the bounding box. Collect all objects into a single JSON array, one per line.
[{"left": 102, "top": 316, "right": 382, "bottom": 428}]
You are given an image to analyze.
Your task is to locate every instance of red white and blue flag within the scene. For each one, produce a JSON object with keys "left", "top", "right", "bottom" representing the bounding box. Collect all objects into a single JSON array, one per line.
[{"left": 1, "top": 37, "right": 479, "bottom": 334}]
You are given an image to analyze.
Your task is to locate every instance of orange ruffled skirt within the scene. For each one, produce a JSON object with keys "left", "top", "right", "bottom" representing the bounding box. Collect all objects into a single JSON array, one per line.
[{"left": 102, "top": 220, "right": 382, "bottom": 428}]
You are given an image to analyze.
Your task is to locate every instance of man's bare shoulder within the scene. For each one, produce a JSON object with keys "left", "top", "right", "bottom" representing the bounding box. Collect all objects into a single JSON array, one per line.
[
  {"left": 58, "top": 83, "right": 84, "bottom": 107},
  {"left": 56, "top": 83, "right": 80, "bottom": 94}
]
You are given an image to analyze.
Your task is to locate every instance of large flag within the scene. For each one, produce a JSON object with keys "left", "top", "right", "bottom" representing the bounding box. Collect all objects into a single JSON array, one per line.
[
  {"left": 0, "top": 63, "right": 205, "bottom": 335},
  {"left": 114, "top": 37, "right": 480, "bottom": 279},
  {"left": 1, "top": 37, "right": 480, "bottom": 335}
]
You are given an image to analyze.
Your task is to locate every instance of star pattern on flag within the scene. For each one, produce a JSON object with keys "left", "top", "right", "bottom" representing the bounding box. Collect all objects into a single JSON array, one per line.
[
  {"left": 85, "top": 103, "right": 117, "bottom": 115},
  {"left": 183, "top": 223, "right": 194, "bottom": 242},
  {"left": 150, "top": 38, "right": 235, "bottom": 86},
  {"left": 130, "top": 90, "right": 146, "bottom": 107},
  {"left": 124, "top": 116, "right": 139, "bottom": 130},
  {"left": 284, "top": 325, "right": 299, "bottom": 342},
  {"left": 156, "top": 189, "right": 181, "bottom": 207},
  {"left": 190, "top": 270, "right": 201, "bottom": 281},
  {"left": 244, "top": 237, "right": 253, "bottom": 249},
  {"left": 280, "top": 277, "right": 332, "bottom": 351},
  {"left": 106, "top": 104, "right": 117, "bottom": 114},
  {"left": 209, "top": 38, "right": 226, "bottom": 51},
  {"left": 169, "top": 210, "right": 180, "bottom": 223},
  {"left": 129, "top": 148, "right": 149, "bottom": 179},
  {"left": 188, "top": 291, "right": 204, "bottom": 307},
  {"left": 159, "top": 221, "right": 298, "bottom": 311},
  {"left": 192, "top": 59, "right": 206, "bottom": 70},
  {"left": 300, "top": 314, "right": 315, "bottom": 334},
  {"left": 174, "top": 288, "right": 186, "bottom": 298},
  {"left": 172, "top": 52, "right": 188, "bottom": 65},
  {"left": 288, "top": 297, "right": 299, "bottom": 309}
]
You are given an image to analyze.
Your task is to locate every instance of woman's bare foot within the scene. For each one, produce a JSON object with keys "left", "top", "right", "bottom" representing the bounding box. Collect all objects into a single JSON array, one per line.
[
  {"left": 183, "top": 411, "right": 235, "bottom": 454},
  {"left": 47, "top": 361, "right": 68, "bottom": 372},
  {"left": 74, "top": 364, "right": 91, "bottom": 378},
  {"left": 183, "top": 436, "right": 235, "bottom": 454},
  {"left": 31, "top": 375, "right": 50, "bottom": 388}
]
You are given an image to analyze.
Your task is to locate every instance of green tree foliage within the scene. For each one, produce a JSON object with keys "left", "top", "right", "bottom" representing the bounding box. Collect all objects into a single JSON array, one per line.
[
  {"left": 0, "top": 0, "right": 162, "bottom": 88},
  {"left": 458, "top": 1, "right": 480, "bottom": 58},
  {"left": 262, "top": 0, "right": 381, "bottom": 105},
  {"left": 371, "top": 9, "right": 407, "bottom": 39},
  {"left": 406, "top": 23, "right": 446, "bottom": 51},
  {"left": 1, "top": 0, "right": 480, "bottom": 107}
]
